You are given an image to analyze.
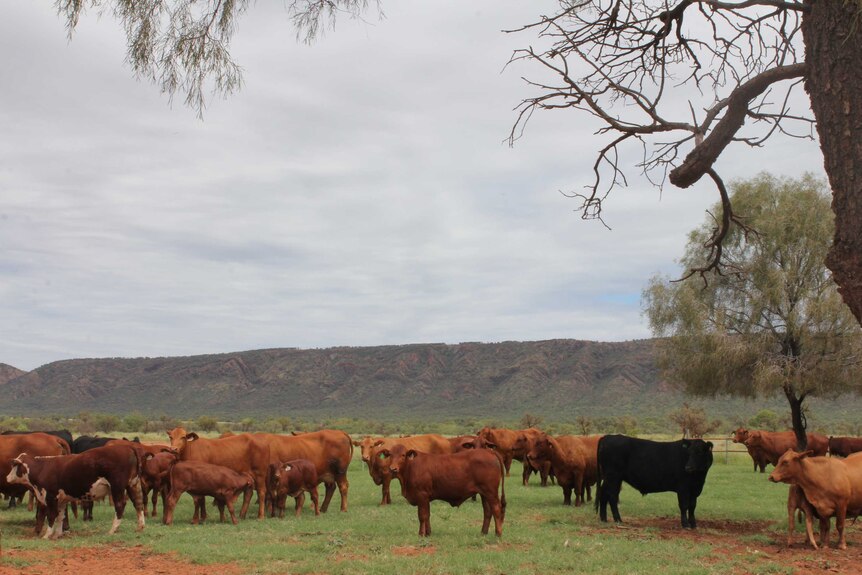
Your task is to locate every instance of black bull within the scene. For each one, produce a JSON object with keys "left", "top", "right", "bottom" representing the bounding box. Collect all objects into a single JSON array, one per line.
[{"left": 596, "top": 435, "right": 713, "bottom": 529}]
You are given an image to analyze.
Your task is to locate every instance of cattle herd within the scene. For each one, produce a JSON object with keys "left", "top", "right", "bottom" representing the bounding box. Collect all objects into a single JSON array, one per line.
[{"left": 0, "top": 426, "right": 860, "bottom": 551}]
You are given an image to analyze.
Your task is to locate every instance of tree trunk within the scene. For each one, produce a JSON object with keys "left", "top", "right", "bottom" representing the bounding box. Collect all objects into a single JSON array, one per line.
[
  {"left": 802, "top": 1, "right": 862, "bottom": 326},
  {"left": 784, "top": 386, "right": 808, "bottom": 451}
]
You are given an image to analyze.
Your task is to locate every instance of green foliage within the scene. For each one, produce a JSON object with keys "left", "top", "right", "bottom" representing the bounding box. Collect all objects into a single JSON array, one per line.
[
  {"left": 93, "top": 413, "right": 122, "bottom": 433},
  {"left": 668, "top": 404, "right": 721, "bottom": 438},
  {"left": 748, "top": 409, "right": 782, "bottom": 432},
  {"left": 644, "top": 173, "right": 862, "bottom": 403},
  {"left": 196, "top": 415, "right": 219, "bottom": 433},
  {"left": 122, "top": 413, "right": 148, "bottom": 433}
]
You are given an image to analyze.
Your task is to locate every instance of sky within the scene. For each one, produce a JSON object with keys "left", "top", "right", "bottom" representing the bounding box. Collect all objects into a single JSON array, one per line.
[{"left": 0, "top": 2, "right": 826, "bottom": 371}]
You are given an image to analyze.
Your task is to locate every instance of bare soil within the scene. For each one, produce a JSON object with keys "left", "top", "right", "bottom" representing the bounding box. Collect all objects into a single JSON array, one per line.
[{"left": 0, "top": 543, "right": 244, "bottom": 575}]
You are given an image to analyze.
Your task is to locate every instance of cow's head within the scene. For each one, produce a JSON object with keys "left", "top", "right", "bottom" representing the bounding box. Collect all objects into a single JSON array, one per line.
[
  {"left": 526, "top": 434, "right": 553, "bottom": 464},
  {"left": 6, "top": 453, "right": 32, "bottom": 488},
  {"left": 769, "top": 449, "right": 813, "bottom": 484},
  {"left": 743, "top": 431, "right": 763, "bottom": 449},
  {"left": 731, "top": 428, "right": 749, "bottom": 443},
  {"left": 387, "top": 444, "right": 417, "bottom": 477},
  {"left": 167, "top": 427, "right": 199, "bottom": 453},
  {"left": 355, "top": 437, "right": 379, "bottom": 463},
  {"left": 682, "top": 439, "right": 714, "bottom": 474}
]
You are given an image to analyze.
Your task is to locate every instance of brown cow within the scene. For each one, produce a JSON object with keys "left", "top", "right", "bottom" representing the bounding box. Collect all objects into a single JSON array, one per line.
[
  {"left": 7, "top": 444, "right": 145, "bottom": 539},
  {"left": 732, "top": 428, "right": 769, "bottom": 472},
  {"left": 745, "top": 430, "right": 828, "bottom": 465},
  {"left": 477, "top": 427, "right": 545, "bottom": 478},
  {"left": 769, "top": 450, "right": 862, "bottom": 549},
  {"left": 829, "top": 436, "right": 862, "bottom": 458},
  {"left": 367, "top": 434, "right": 455, "bottom": 505},
  {"left": 527, "top": 434, "right": 601, "bottom": 506},
  {"left": 0, "top": 433, "right": 71, "bottom": 533},
  {"left": 167, "top": 428, "right": 271, "bottom": 519},
  {"left": 164, "top": 460, "right": 254, "bottom": 525},
  {"left": 385, "top": 443, "right": 506, "bottom": 537},
  {"left": 267, "top": 459, "right": 320, "bottom": 517},
  {"left": 513, "top": 430, "right": 554, "bottom": 486},
  {"left": 141, "top": 450, "right": 179, "bottom": 518},
  {"left": 253, "top": 430, "right": 352, "bottom": 513}
]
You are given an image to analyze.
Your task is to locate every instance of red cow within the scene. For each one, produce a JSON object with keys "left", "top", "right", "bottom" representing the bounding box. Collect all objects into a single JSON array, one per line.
[
  {"left": 367, "top": 434, "right": 455, "bottom": 506},
  {"left": 732, "top": 428, "right": 769, "bottom": 472},
  {"left": 513, "top": 430, "right": 553, "bottom": 486},
  {"left": 141, "top": 450, "right": 179, "bottom": 518},
  {"left": 527, "top": 434, "right": 600, "bottom": 506},
  {"left": 385, "top": 443, "right": 506, "bottom": 537},
  {"left": 267, "top": 459, "right": 320, "bottom": 517},
  {"left": 745, "top": 430, "right": 828, "bottom": 465},
  {"left": 828, "top": 436, "right": 862, "bottom": 458},
  {"left": 6, "top": 444, "right": 145, "bottom": 539},
  {"left": 164, "top": 460, "right": 254, "bottom": 525},
  {"left": 254, "top": 430, "right": 352, "bottom": 513},
  {"left": 167, "top": 428, "right": 271, "bottom": 519},
  {"left": 769, "top": 450, "right": 862, "bottom": 549}
]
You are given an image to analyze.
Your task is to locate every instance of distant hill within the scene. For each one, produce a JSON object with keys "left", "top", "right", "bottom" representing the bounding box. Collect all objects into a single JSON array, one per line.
[
  {"left": 0, "top": 363, "right": 27, "bottom": 386},
  {"left": 0, "top": 339, "right": 858, "bottom": 424}
]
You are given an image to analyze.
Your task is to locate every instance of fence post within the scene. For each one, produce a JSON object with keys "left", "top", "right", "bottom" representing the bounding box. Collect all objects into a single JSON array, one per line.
[{"left": 725, "top": 439, "right": 729, "bottom": 465}]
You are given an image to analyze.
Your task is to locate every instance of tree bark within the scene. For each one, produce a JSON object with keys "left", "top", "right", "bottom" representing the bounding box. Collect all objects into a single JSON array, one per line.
[
  {"left": 802, "top": 0, "right": 862, "bottom": 326},
  {"left": 783, "top": 385, "right": 808, "bottom": 451}
]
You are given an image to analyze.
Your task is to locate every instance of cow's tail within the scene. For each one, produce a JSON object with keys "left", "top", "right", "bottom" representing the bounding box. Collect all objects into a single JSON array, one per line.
[
  {"left": 594, "top": 436, "right": 605, "bottom": 515},
  {"left": 497, "top": 451, "right": 507, "bottom": 513}
]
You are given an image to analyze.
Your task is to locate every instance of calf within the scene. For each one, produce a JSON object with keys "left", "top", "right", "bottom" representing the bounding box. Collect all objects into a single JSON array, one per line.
[
  {"left": 385, "top": 444, "right": 506, "bottom": 537},
  {"left": 141, "top": 450, "right": 179, "bottom": 518},
  {"left": 267, "top": 459, "right": 320, "bottom": 517},
  {"left": 769, "top": 450, "right": 862, "bottom": 549},
  {"left": 6, "top": 444, "right": 145, "bottom": 539},
  {"left": 828, "top": 436, "right": 862, "bottom": 458},
  {"left": 732, "top": 428, "right": 768, "bottom": 472},
  {"left": 596, "top": 435, "right": 713, "bottom": 529},
  {"left": 367, "top": 434, "right": 454, "bottom": 505},
  {"left": 164, "top": 460, "right": 254, "bottom": 525}
]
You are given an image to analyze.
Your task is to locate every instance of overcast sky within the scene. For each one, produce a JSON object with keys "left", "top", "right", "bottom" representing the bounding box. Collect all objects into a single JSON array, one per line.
[{"left": 1, "top": 2, "right": 825, "bottom": 371}]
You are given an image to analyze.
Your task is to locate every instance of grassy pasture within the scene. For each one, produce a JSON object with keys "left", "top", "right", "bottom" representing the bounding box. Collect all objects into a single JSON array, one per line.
[{"left": 0, "top": 451, "right": 855, "bottom": 574}]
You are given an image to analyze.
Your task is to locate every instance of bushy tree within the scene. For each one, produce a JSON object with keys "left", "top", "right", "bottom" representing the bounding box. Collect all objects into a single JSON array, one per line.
[
  {"left": 93, "top": 413, "right": 121, "bottom": 433},
  {"left": 748, "top": 409, "right": 781, "bottom": 432},
  {"left": 519, "top": 412, "right": 544, "bottom": 429},
  {"left": 196, "top": 415, "right": 219, "bottom": 433},
  {"left": 668, "top": 404, "right": 720, "bottom": 439},
  {"left": 644, "top": 173, "right": 862, "bottom": 449}
]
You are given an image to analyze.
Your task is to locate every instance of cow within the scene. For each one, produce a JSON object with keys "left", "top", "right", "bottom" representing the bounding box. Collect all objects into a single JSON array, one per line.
[
  {"left": 1, "top": 430, "right": 74, "bottom": 449},
  {"left": 769, "top": 450, "right": 862, "bottom": 549},
  {"left": 744, "top": 430, "right": 828, "bottom": 465},
  {"left": 352, "top": 435, "right": 385, "bottom": 466},
  {"left": 384, "top": 443, "right": 506, "bottom": 537},
  {"left": 267, "top": 459, "right": 320, "bottom": 518},
  {"left": 367, "top": 434, "right": 455, "bottom": 505},
  {"left": 596, "top": 435, "right": 714, "bottom": 529},
  {"left": 0, "top": 433, "right": 71, "bottom": 531},
  {"left": 253, "top": 430, "right": 352, "bottom": 513},
  {"left": 477, "top": 427, "right": 545, "bottom": 478},
  {"left": 513, "top": 430, "right": 554, "bottom": 486},
  {"left": 6, "top": 444, "right": 146, "bottom": 539},
  {"left": 828, "top": 436, "right": 862, "bottom": 458},
  {"left": 163, "top": 460, "right": 254, "bottom": 525},
  {"left": 167, "top": 428, "right": 272, "bottom": 519},
  {"left": 784, "top": 484, "right": 820, "bottom": 548},
  {"left": 528, "top": 434, "right": 601, "bottom": 505},
  {"left": 141, "top": 450, "right": 179, "bottom": 518},
  {"left": 732, "top": 428, "right": 769, "bottom": 472}
]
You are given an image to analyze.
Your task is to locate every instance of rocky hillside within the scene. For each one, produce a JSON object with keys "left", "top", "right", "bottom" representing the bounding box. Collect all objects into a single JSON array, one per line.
[
  {"left": 0, "top": 363, "right": 27, "bottom": 386},
  {"left": 0, "top": 339, "right": 857, "bottom": 422}
]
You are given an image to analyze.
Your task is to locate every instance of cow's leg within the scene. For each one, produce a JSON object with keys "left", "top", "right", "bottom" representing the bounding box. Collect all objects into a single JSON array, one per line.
[
  {"left": 786, "top": 488, "right": 797, "bottom": 547},
  {"left": 239, "top": 480, "right": 252, "bottom": 519},
  {"left": 226, "top": 494, "right": 239, "bottom": 525},
  {"left": 216, "top": 498, "right": 227, "bottom": 523},
  {"left": 836, "top": 509, "right": 848, "bottom": 550},
  {"left": 574, "top": 471, "right": 585, "bottom": 507},
  {"left": 337, "top": 473, "right": 349, "bottom": 512},
  {"left": 150, "top": 484, "right": 159, "bottom": 517},
  {"left": 417, "top": 500, "right": 431, "bottom": 537},
  {"left": 191, "top": 496, "right": 203, "bottom": 524},
  {"left": 586, "top": 483, "right": 592, "bottom": 502},
  {"left": 163, "top": 489, "right": 181, "bottom": 526},
  {"left": 480, "top": 494, "right": 492, "bottom": 535},
  {"left": 108, "top": 485, "right": 128, "bottom": 535},
  {"left": 127, "top": 477, "right": 146, "bottom": 531},
  {"left": 43, "top": 498, "right": 59, "bottom": 540},
  {"left": 503, "top": 456, "right": 512, "bottom": 476},
  {"left": 522, "top": 462, "right": 531, "bottom": 486},
  {"left": 255, "top": 478, "right": 267, "bottom": 519},
  {"left": 310, "top": 487, "right": 320, "bottom": 516},
  {"left": 319, "top": 479, "right": 337, "bottom": 513},
  {"left": 380, "top": 475, "right": 391, "bottom": 506},
  {"left": 604, "top": 479, "right": 623, "bottom": 523},
  {"left": 51, "top": 505, "right": 67, "bottom": 539},
  {"left": 820, "top": 516, "right": 831, "bottom": 549},
  {"left": 540, "top": 462, "right": 550, "bottom": 487},
  {"left": 34, "top": 502, "right": 47, "bottom": 535},
  {"left": 491, "top": 492, "right": 504, "bottom": 537},
  {"left": 562, "top": 483, "right": 573, "bottom": 506},
  {"left": 294, "top": 492, "right": 305, "bottom": 517}
]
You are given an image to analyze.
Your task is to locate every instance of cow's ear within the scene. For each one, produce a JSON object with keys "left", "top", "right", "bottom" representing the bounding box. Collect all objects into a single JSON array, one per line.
[
  {"left": 185, "top": 432, "right": 199, "bottom": 442},
  {"left": 379, "top": 449, "right": 390, "bottom": 458},
  {"left": 706, "top": 442, "right": 714, "bottom": 451},
  {"left": 351, "top": 440, "right": 361, "bottom": 446},
  {"left": 681, "top": 439, "right": 690, "bottom": 448},
  {"left": 373, "top": 440, "right": 385, "bottom": 447},
  {"left": 284, "top": 464, "right": 292, "bottom": 471},
  {"left": 406, "top": 450, "right": 418, "bottom": 460},
  {"left": 801, "top": 450, "right": 814, "bottom": 459},
  {"left": 144, "top": 453, "right": 154, "bottom": 461}
]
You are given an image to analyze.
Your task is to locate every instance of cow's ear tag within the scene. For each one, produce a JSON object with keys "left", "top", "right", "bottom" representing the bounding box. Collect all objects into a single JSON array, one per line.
[{"left": 378, "top": 453, "right": 387, "bottom": 459}]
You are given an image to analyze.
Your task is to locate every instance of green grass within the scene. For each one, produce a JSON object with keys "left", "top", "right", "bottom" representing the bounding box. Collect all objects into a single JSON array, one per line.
[{"left": 0, "top": 452, "right": 840, "bottom": 574}]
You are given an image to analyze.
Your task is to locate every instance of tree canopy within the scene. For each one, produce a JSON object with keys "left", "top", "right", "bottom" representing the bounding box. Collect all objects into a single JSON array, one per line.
[{"left": 644, "top": 173, "right": 862, "bottom": 447}]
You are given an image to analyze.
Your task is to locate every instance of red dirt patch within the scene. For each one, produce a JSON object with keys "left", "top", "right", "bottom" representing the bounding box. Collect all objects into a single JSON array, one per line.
[
  {"left": 391, "top": 544, "right": 436, "bottom": 557},
  {"left": 0, "top": 543, "right": 244, "bottom": 575}
]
